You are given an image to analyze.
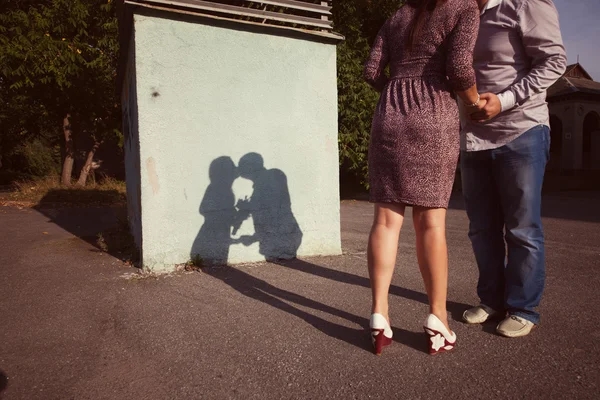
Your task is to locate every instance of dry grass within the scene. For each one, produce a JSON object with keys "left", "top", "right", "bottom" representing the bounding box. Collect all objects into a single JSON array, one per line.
[{"left": 7, "top": 175, "right": 127, "bottom": 206}]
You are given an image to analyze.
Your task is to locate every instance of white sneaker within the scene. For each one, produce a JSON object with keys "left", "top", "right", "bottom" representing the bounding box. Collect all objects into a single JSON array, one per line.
[
  {"left": 496, "top": 315, "right": 535, "bottom": 338},
  {"left": 462, "top": 304, "right": 501, "bottom": 324}
]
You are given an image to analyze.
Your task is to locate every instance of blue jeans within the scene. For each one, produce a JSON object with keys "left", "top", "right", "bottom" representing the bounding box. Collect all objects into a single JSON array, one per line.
[{"left": 461, "top": 125, "right": 550, "bottom": 324}]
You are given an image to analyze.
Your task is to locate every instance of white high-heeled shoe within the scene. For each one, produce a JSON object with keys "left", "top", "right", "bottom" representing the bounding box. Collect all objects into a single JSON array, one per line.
[
  {"left": 370, "top": 313, "right": 393, "bottom": 355},
  {"left": 423, "top": 314, "right": 456, "bottom": 355}
]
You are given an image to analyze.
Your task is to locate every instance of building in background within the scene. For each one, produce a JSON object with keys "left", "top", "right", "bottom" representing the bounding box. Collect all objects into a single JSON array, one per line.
[{"left": 548, "top": 63, "right": 600, "bottom": 173}]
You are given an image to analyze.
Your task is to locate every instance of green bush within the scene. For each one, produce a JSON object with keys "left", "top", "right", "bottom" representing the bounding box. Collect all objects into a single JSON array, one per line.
[
  {"left": 14, "top": 139, "right": 60, "bottom": 177},
  {"left": 333, "top": 0, "right": 404, "bottom": 188},
  {"left": 0, "top": 139, "right": 59, "bottom": 181}
]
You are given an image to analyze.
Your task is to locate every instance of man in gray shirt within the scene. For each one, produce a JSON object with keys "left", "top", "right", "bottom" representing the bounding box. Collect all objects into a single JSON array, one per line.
[{"left": 460, "top": 0, "right": 567, "bottom": 337}]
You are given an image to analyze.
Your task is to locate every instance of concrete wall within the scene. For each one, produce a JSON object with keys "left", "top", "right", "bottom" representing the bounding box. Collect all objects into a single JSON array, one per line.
[{"left": 130, "top": 10, "right": 341, "bottom": 271}]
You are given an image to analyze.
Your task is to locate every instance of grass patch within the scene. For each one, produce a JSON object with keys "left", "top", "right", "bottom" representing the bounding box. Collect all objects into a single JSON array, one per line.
[
  {"left": 184, "top": 255, "right": 205, "bottom": 271},
  {"left": 96, "top": 232, "right": 109, "bottom": 253},
  {"left": 7, "top": 175, "right": 126, "bottom": 206}
]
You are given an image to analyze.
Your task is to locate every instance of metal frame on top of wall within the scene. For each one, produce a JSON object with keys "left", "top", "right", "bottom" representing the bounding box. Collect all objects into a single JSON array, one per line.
[{"left": 129, "top": 0, "right": 333, "bottom": 31}]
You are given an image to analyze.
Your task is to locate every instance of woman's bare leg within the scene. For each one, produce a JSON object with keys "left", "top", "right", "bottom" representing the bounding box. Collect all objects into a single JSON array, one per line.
[
  {"left": 368, "top": 203, "right": 406, "bottom": 322},
  {"left": 413, "top": 206, "right": 451, "bottom": 330}
]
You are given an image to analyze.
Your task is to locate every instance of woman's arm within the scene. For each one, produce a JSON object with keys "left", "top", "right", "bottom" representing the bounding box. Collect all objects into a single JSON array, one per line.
[
  {"left": 446, "top": 3, "right": 483, "bottom": 110},
  {"left": 364, "top": 21, "right": 390, "bottom": 92}
]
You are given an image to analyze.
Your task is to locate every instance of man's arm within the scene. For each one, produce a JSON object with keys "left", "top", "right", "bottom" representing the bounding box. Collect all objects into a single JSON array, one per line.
[{"left": 473, "top": 0, "right": 567, "bottom": 121}]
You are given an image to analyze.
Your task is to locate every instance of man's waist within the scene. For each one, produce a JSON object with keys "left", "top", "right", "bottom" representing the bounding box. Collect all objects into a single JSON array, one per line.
[
  {"left": 461, "top": 103, "right": 550, "bottom": 138},
  {"left": 474, "top": 65, "right": 529, "bottom": 94}
]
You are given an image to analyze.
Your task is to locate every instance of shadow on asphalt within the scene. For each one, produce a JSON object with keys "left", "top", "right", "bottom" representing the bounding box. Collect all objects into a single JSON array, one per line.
[
  {"left": 202, "top": 258, "right": 476, "bottom": 354},
  {"left": 274, "top": 259, "right": 473, "bottom": 324},
  {"left": 202, "top": 263, "right": 430, "bottom": 354},
  {"left": 33, "top": 205, "right": 131, "bottom": 261},
  {"left": 0, "top": 369, "right": 7, "bottom": 396},
  {"left": 202, "top": 264, "right": 373, "bottom": 353},
  {"left": 481, "top": 320, "right": 501, "bottom": 336}
]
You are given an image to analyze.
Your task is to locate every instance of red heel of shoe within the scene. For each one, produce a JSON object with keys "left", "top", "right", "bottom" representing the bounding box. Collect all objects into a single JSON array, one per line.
[
  {"left": 423, "top": 314, "right": 456, "bottom": 355},
  {"left": 370, "top": 314, "right": 393, "bottom": 356}
]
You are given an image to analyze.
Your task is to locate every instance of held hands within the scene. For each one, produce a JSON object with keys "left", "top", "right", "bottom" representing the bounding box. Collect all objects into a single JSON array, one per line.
[
  {"left": 232, "top": 196, "right": 252, "bottom": 236},
  {"left": 231, "top": 211, "right": 249, "bottom": 236},
  {"left": 238, "top": 235, "right": 257, "bottom": 247},
  {"left": 465, "top": 96, "right": 487, "bottom": 117},
  {"left": 469, "top": 93, "right": 502, "bottom": 123},
  {"left": 230, "top": 234, "right": 256, "bottom": 246}
]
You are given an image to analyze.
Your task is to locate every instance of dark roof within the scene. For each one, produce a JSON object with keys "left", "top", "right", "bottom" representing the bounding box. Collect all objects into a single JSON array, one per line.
[
  {"left": 563, "top": 63, "right": 594, "bottom": 81},
  {"left": 548, "top": 64, "right": 600, "bottom": 98}
]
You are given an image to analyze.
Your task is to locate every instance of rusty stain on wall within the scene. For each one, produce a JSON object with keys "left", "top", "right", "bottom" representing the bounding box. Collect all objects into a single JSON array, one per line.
[{"left": 146, "top": 157, "right": 160, "bottom": 195}]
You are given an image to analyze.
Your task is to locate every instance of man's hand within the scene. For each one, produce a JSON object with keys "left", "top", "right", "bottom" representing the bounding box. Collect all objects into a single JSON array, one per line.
[{"left": 470, "top": 93, "right": 502, "bottom": 122}]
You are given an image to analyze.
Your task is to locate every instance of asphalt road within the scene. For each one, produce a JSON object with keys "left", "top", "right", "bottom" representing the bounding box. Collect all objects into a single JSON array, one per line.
[{"left": 1, "top": 193, "right": 599, "bottom": 399}]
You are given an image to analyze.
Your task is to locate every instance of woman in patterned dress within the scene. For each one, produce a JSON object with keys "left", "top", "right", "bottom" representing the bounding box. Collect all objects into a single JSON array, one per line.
[{"left": 364, "top": 0, "right": 484, "bottom": 355}]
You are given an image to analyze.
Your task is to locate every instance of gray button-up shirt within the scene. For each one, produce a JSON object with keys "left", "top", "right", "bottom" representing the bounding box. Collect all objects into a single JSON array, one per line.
[{"left": 460, "top": 0, "right": 567, "bottom": 151}]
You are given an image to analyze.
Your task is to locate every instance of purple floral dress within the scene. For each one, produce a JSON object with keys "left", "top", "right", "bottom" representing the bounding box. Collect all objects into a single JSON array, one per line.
[{"left": 365, "top": 0, "right": 479, "bottom": 208}]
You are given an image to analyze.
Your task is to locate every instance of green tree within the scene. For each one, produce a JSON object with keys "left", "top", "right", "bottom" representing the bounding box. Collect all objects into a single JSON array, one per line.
[
  {"left": 0, "top": 0, "right": 120, "bottom": 185},
  {"left": 333, "top": 0, "right": 404, "bottom": 188}
]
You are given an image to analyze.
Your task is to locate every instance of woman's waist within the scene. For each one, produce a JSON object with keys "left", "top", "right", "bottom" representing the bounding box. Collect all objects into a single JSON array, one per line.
[
  {"left": 385, "top": 74, "right": 451, "bottom": 92},
  {"left": 389, "top": 72, "right": 446, "bottom": 81},
  {"left": 379, "top": 80, "right": 457, "bottom": 109},
  {"left": 390, "top": 60, "right": 446, "bottom": 80}
]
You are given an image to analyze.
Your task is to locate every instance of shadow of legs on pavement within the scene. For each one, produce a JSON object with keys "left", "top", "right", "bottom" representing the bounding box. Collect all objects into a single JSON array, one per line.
[
  {"left": 273, "top": 258, "right": 472, "bottom": 323},
  {"left": 203, "top": 265, "right": 428, "bottom": 354}
]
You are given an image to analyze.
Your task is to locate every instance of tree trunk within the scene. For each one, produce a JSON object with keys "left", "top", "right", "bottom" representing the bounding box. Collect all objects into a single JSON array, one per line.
[
  {"left": 61, "top": 113, "right": 74, "bottom": 186},
  {"left": 76, "top": 141, "right": 101, "bottom": 186}
]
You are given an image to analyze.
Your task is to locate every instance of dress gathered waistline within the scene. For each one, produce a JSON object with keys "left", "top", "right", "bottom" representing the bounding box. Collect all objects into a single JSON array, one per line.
[{"left": 389, "top": 74, "right": 446, "bottom": 80}]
